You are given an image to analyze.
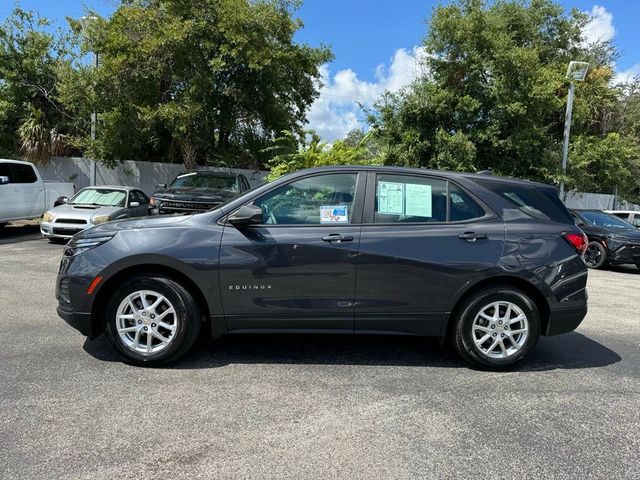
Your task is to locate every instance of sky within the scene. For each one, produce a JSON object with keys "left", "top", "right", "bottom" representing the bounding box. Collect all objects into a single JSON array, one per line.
[{"left": 2, "top": 0, "right": 639, "bottom": 141}]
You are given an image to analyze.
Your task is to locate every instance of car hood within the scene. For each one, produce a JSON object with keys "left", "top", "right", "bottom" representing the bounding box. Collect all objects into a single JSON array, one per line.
[
  {"left": 152, "top": 187, "right": 237, "bottom": 203},
  {"left": 78, "top": 213, "right": 194, "bottom": 237},
  {"left": 589, "top": 225, "right": 640, "bottom": 240},
  {"left": 50, "top": 203, "right": 122, "bottom": 219}
]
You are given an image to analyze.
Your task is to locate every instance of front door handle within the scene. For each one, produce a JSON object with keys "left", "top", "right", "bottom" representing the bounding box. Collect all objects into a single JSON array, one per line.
[
  {"left": 322, "top": 234, "right": 354, "bottom": 243},
  {"left": 458, "top": 232, "right": 488, "bottom": 242}
]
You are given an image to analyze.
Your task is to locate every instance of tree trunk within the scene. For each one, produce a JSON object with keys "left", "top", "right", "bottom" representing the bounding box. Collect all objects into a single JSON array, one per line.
[{"left": 181, "top": 141, "right": 199, "bottom": 170}]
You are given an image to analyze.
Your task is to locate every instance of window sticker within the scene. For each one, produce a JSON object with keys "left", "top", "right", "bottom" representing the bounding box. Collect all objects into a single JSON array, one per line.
[
  {"left": 378, "top": 181, "right": 404, "bottom": 214},
  {"left": 320, "top": 205, "right": 349, "bottom": 223},
  {"left": 405, "top": 183, "right": 432, "bottom": 217}
]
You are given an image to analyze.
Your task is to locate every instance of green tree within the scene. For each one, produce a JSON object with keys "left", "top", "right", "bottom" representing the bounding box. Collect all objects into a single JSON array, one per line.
[
  {"left": 0, "top": 8, "right": 78, "bottom": 162},
  {"left": 369, "top": 0, "right": 640, "bottom": 197},
  {"left": 266, "top": 129, "right": 381, "bottom": 180},
  {"left": 75, "top": 0, "right": 332, "bottom": 168}
]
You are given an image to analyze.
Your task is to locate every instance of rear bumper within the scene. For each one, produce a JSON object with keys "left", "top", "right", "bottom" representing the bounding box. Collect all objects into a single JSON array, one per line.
[{"left": 545, "top": 304, "right": 588, "bottom": 336}]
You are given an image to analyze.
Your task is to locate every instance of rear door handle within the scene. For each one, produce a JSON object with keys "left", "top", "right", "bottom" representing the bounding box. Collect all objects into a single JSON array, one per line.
[
  {"left": 458, "top": 232, "right": 487, "bottom": 242},
  {"left": 322, "top": 234, "right": 354, "bottom": 243}
]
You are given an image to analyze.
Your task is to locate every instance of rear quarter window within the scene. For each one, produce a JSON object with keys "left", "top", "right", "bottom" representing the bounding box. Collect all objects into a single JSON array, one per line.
[{"left": 473, "top": 179, "right": 573, "bottom": 224}]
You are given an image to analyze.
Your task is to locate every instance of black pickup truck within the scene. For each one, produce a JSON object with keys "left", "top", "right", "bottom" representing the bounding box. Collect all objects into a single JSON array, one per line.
[{"left": 150, "top": 171, "right": 251, "bottom": 215}]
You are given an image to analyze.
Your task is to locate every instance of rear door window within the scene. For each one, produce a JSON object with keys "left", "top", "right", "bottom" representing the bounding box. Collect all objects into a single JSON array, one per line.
[
  {"left": 473, "top": 179, "right": 573, "bottom": 223},
  {"left": 10, "top": 164, "right": 37, "bottom": 183},
  {"left": 372, "top": 174, "right": 487, "bottom": 224}
]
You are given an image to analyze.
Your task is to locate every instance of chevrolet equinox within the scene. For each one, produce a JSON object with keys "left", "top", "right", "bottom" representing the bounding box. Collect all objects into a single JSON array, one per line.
[{"left": 56, "top": 166, "right": 589, "bottom": 369}]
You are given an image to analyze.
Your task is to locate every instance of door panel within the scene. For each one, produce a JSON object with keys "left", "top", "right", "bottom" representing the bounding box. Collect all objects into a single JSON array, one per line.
[
  {"left": 218, "top": 171, "right": 365, "bottom": 332},
  {"left": 219, "top": 225, "right": 361, "bottom": 330},
  {"left": 355, "top": 173, "right": 505, "bottom": 335}
]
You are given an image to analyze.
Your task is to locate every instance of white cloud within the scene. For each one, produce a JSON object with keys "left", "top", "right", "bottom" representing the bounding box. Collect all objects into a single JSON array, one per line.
[
  {"left": 613, "top": 63, "right": 640, "bottom": 84},
  {"left": 582, "top": 5, "right": 615, "bottom": 44},
  {"left": 306, "top": 46, "right": 427, "bottom": 141}
]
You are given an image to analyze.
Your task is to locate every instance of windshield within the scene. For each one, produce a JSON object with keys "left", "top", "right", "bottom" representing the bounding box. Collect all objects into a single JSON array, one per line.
[
  {"left": 580, "top": 211, "right": 634, "bottom": 229},
  {"left": 69, "top": 188, "right": 127, "bottom": 207},
  {"left": 170, "top": 172, "right": 239, "bottom": 192}
]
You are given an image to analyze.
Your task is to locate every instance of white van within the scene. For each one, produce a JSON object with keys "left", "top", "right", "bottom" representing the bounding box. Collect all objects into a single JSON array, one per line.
[{"left": 0, "top": 159, "right": 75, "bottom": 226}]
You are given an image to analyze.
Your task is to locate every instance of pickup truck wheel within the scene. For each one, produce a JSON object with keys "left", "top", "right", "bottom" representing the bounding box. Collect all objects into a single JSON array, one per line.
[
  {"left": 453, "top": 286, "right": 540, "bottom": 370},
  {"left": 104, "top": 275, "right": 201, "bottom": 366}
]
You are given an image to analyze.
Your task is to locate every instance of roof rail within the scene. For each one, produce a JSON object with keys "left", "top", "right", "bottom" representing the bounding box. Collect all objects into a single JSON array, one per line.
[{"left": 476, "top": 170, "right": 493, "bottom": 176}]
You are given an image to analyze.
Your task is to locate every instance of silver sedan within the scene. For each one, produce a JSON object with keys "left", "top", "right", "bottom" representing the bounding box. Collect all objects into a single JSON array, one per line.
[{"left": 41, "top": 186, "right": 149, "bottom": 241}]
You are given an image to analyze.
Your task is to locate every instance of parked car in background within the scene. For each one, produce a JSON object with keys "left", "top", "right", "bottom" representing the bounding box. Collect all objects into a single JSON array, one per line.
[
  {"left": 41, "top": 186, "right": 149, "bottom": 242},
  {"left": 0, "top": 159, "right": 75, "bottom": 227},
  {"left": 605, "top": 210, "right": 640, "bottom": 228},
  {"left": 570, "top": 209, "right": 640, "bottom": 270},
  {"left": 149, "top": 171, "right": 250, "bottom": 215},
  {"left": 56, "top": 166, "right": 588, "bottom": 370}
]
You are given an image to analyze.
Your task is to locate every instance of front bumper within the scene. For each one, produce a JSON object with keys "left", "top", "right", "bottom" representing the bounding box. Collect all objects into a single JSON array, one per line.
[
  {"left": 608, "top": 242, "right": 640, "bottom": 266},
  {"left": 56, "top": 305, "right": 95, "bottom": 337},
  {"left": 41, "top": 221, "right": 89, "bottom": 239}
]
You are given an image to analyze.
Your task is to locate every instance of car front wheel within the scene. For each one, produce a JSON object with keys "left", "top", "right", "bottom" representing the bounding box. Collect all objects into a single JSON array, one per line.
[
  {"left": 104, "top": 275, "right": 201, "bottom": 366},
  {"left": 583, "top": 241, "right": 607, "bottom": 269},
  {"left": 453, "top": 286, "right": 540, "bottom": 370}
]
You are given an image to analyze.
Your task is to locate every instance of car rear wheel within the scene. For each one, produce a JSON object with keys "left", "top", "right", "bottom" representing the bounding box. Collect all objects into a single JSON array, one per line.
[
  {"left": 104, "top": 275, "right": 201, "bottom": 366},
  {"left": 453, "top": 286, "right": 540, "bottom": 370},
  {"left": 583, "top": 241, "right": 607, "bottom": 269}
]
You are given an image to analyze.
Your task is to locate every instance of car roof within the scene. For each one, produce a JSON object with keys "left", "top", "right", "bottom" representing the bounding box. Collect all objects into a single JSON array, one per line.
[
  {"left": 293, "top": 165, "right": 554, "bottom": 189},
  {"left": 177, "top": 170, "right": 240, "bottom": 178},
  {"left": 79, "top": 185, "right": 137, "bottom": 192},
  {"left": 0, "top": 158, "right": 35, "bottom": 166}
]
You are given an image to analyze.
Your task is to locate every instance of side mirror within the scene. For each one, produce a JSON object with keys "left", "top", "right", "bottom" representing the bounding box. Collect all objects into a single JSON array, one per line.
[
  {"left": 228, "top": 205, "right": 263, "bottom": 227},
  {"left": 54, "top": 196, "right": 69, "bottom": 207},
  {"left": 0, "top": 176, "right": 9, "bottom": 185},
  {"left": 156, "top": 183, "right": 167, "bottom": 189},
  {"left": 129, "top": 201, "right": 140, "bottom": 208}
]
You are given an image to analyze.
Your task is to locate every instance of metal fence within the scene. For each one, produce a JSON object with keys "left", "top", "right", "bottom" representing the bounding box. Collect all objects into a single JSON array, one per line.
[
  {"left": 38, "top": 157, "right": 269, "bottom": 195},
  {"left": 564, "top": 191, "right": 640, "bottom": 211},
  {"left": 37, "top": 158, "right": 640, "bottom": 211}
]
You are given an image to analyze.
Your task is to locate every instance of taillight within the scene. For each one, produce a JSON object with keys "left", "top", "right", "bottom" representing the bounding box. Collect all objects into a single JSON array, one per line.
[{"left": 563, "top": 232, "right": 588, "bottom": 254}]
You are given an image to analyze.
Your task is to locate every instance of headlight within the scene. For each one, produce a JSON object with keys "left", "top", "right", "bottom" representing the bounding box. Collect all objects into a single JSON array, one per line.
[
  {"left": 64, "top": 235, "right": 114, "bottom": 256},
  {"left": 42, "top": 212, "right": 54, "bottom": 223},
  {"left": 91, "top": 215, "right": 110, "bottom": 225}
]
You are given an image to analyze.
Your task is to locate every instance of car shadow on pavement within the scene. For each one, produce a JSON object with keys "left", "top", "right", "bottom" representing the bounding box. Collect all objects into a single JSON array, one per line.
[
  {"left": 608, "top": 265, "right": 640, "bottom": 275},
  {"left": 0, "top": 223, "right": 42, "bottom": 245},
  {"left": 83, "top": 330, "right": 621, "bottom": 372}
]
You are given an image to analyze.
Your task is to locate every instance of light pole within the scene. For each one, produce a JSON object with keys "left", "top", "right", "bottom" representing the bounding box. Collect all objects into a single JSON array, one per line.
[
  {"left": 559, "top": 61, "right": 589, "bottom": 199},
  {"left": 80, "top": 15, "right": 99, "bottom": 141}
]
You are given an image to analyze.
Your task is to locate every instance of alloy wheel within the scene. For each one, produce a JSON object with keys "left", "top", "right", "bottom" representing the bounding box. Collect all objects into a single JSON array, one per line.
[
  {"left": 583, "top": 243, "right": 602, "bottom": 268},
  {"left": 471, "top": 301, "right": 529, "bottom": 360},
  {"left": 115, "top": 290, "right": 178, "bottom": 355}
]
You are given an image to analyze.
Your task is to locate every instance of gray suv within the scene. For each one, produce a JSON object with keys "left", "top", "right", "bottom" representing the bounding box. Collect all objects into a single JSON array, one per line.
[{"left": 56, "top": 166, "right": 589, "bottom": 369}]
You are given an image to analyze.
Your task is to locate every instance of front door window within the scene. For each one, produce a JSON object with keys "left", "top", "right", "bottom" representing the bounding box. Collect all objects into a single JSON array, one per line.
[{"left": 253, "top": 174, "right": 358, "bottom": 225}]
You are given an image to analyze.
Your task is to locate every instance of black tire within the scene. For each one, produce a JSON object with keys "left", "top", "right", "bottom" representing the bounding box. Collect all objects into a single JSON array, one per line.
[
  {"left": 583, "top": 241, "right": 607, "bottom": 269},
  {"left": 453, "top": 285, "right": 541, "bottom": 370},
  {"left": 104, "top": 275, "right": 201, "bottom": 366}
]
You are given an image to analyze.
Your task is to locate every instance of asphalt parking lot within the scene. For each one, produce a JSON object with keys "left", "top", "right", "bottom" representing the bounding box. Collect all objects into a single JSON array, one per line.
[{"left": 1, "top": 223, "right": 639, "bottom": 480}]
